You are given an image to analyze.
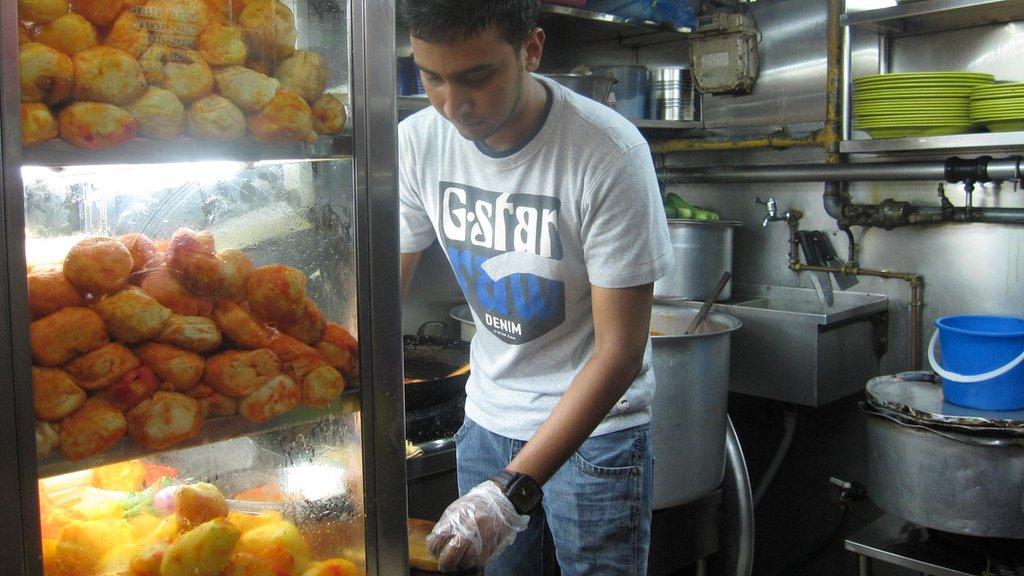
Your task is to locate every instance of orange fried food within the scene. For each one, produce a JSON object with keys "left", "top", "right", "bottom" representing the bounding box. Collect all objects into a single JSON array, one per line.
[
  {"left": 139, "top": 268, "right": 214, "bottom": 317},
  {"left": 125, "top": 87, "right": 186, "bottom": 140},
  {"left": 248, "top": 89, "right": 316, "bottom": 143},
  {"left": 187, "top": 94, "right": 246, "bottom": 141},
  {"left": 118, "top": 233, "right": 160, "bottom": 273},
  {"left": 213, "top": 65, "right": 279, "bottom": 113},
  {"left": 29, "top": 307, "right": 108, "bottom": 367},
  {"left": 59, "top": 102, "right": 138, "bottom": 149},
  {"left": 64, "top": 236, "right": 134, "bottom": 295},
  {"left": 174, "top": 483, "right": 229, "bottom": 527},
  {"left": 204, "top": 0, "right": 246, "bottom": 19},
  {"left": 301, "top": 364, "right": 344, "bottom": 407},
  {"left": 212, "top": 300, "right": 272, "bottom": 348},
  {"left": 18, "top": 0, "right": 68, "bottom": 23},
  {"left": 304, "top": 558, "right": 361, "bottom": 576},
  {"left": 247, "top": 264, "right": 307, "bottom": 323},
  {"left": 21, "top": 103, "right": 59, "bottom": 145},
  {"left": 167, "top": 228, "right": 224, "bottom": 295},
  {"left": 72, "top": 46, "right": 147, "bottom": 105},
  {"left": 215, "top": 249, "right": 253, "bottom": 302},
  {"left": 268, "top": 332, "right": 324, "bottom": 382},
  {"left": 317, "top": 322, "right": 358, "bottom": 377},
  {"left": 311, "top": 94, "right": 346, "bottom": 135},
  {"left": 198, "top": 392, "right": 237, "bottom": 417},
  {"left": 134, "top": 342, "right": 205, "bottom": 391},
  {"left": 126, "top": 391, "right": 202, "bottom": 449},
  {"left": 59, "top": 398, "right": 127, "bottom": 460},
  {"left": 36, "top": 421, "right": 60, "bottom": 459},
  {"left": 65, "top": 342, "right": 140, "bottom": 390},
  {"left": 19, "top": 43, "right": 73, "bottom": 104},
  {"left": 198, "top": 21, "right": 247, "bottom": 66},
  {"left": 94, "top": 286, "right": 172, "bottom": 342},
  {"left": 104, "top": 11, "right": 150, "bottom": 58},
  {"left": 91, "top": 460, "right": 147, "bottom": 491},
  {"left": 274, "top": 51, "right": 327, "bottom": 103},
  {"left": 280, "top": 298, "right": 325, "bottom": 344},
  {"left": 239, "top": 0, "right": 296, "bottom": 60},
  {"left": 238, "top": 373, "right": 300, "bottom": 423},
  {"left": 157, "top": 315, "right": 222, "bottom": 353},
  {"left": 142, "top": 0, "right": 211, "bottom": 48},
  {"left": 33, "top": 366, "right": 86, "bottom": 421},
  {"left": 204, "top": 348, "right": 279, "bottom": 397},
  {"left": 139, "top": 46, "right": 214, "bottom": 104},
  {"left": 69, "top": 0, "right": 123, "bottom": 26},
  {"left": 27, "top": 265, "right": 83, "bottom": 319},
  {"left": 96, "top": 365, "right": 159, "bottom": 411},
  {"left": 32, "top": 13, "right": 98, "bottom": 55},
  {"left": 131, "top": 542, "right": 169, "bottom": 576}
]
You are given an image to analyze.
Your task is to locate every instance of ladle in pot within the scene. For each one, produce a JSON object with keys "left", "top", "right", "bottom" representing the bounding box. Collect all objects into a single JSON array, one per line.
[{"left": 684, "top": 271, "right": 732, "bottom": 335}]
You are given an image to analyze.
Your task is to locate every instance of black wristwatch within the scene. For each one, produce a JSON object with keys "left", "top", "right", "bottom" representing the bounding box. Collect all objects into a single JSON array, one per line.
[{"left": 490, "top": 469, "right": 543, "bottom": 515}]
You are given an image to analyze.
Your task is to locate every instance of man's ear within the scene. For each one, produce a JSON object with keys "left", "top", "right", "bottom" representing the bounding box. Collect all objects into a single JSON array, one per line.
[{"left": 521, "top": 27, "right": 545, "bottom": 72}]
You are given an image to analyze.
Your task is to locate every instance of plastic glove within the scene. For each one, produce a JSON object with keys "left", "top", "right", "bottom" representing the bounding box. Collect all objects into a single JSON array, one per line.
[{"left": 426, "top": 480, "right": 530, "bottom": 571}]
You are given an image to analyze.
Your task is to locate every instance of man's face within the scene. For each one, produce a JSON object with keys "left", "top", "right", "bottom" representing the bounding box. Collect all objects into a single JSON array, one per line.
[{"left": 411, "top": 26, "right": 539, "bottom": 142}]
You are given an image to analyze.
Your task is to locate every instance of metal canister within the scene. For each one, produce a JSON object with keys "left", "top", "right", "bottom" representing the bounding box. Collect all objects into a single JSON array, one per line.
[{"left": 648, "top": 67, "right": 698, "bottom": 121}]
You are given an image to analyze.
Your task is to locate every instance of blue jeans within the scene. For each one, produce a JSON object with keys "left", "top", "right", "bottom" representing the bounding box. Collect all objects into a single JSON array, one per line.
[{"left": 454, "top": 417, "right": 653, "bottom": 576}]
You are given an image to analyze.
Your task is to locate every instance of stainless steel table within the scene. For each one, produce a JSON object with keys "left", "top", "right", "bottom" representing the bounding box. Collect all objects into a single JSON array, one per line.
[{"left": 846, "top": 515, "right": 988, "bottom": 576}]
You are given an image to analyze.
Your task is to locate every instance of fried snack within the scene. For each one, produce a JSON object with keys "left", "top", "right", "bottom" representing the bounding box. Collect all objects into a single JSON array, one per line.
[
  {"left": 140, "top": 45, "right": 214, "bottom": 103},
  {"left": 317, "top": 322, "right": 358, "bottom": 376},
  {"left": 131, "top": 542, "right": 169, "bottom": 576},
  {"left": 134, "top": 342, "right": 205, "bottom": 391},
  {"left": 65, "top": 342, "right": 141, "bottom": 390},
  {"left": 212, "top": 301, "right": 272, "bottom": 349},
  {"left": 27, "top": 266, "right": 83, "bottom": 319},
  {"left": 59, "top": 398, "right": 127, "bottom": 460},
  {"left": 280, "top": 298, "right": 325, "bottom": 344},
  {"left": 59, "top": 102, "right": 138, "bottom": 149},
  {"left": 187, "top": 94, "right": 246, "bottom": 141},
  {"left": 160, "top": 518, "right": 239, "bottom": 576},
  {"left": 167, "top": 228, "right": 224, "bottom": 294},
  {"left": 238, "top": 373, "right": 300, "bottom": 422},
  {"left": 21, "top": 102, "right": 59, "bottom": 145},
  {"left": 198, "top": 392, "right": 237, "bottom": 417},
  {"left": 95, "top": 287, "right": 173, "bottom": 342},
  {"left": 19, "top": 43, "right": 73, "bottom": 104},
  {"left": 29, "top": 307, "right": 108, "bottom": 367},
  {"left": 216, "top": 249, "right": 253, "bottom": 302},
  {"left": 233, "top": 519, "right": 311, "bottom": 575},
  {"left": 245, "top": 56, "right": 274, "bottom": 76},
  {"left": 19, "top": 23, "right": 31, "bottom": 45},
  {"left": 36, "top": 421, "right": 60, "bottom": 459},
  {"left": 96, "top": 365, "right": 159, "bottom": 411},
  {"left": 53, "top": 519, "right": 132, "bottom": 574},
  {"left": 118, "top": 232, "right": 160, "bottom": 273},
  {"left": 247, "top": 264, "right": 307, "bottom": 323},
  {"left": 32, "top": 13, "right": 98, "bottom": 55},
  {"left": 18, "top": 0, "right": 67, "bottom": 23},
  {"left": 64, "top": 236, "right": 134, "bottom": 295},
  {"left": 268, "top": 333, "right": 324, "bottom": 382},
  {"left": 301, "top": 364, "right": 344, "bottom": 407},
  {"left": 157, "top": 315, "right": 222, "bottom": 352},
  {"left": 311, "top": 93, "right": 346, "bottom": 135},
  {"left": 175, "top": 483, "right": 229, "bottom": 527},
  {"left": 104, "top": 10, "right": 150, "bottom": 58},
  {"left": 33, "top": 366, "right": 86, "bottom": 421},
  {"left": 139, "top": 268, "right": 214, "bottom": 317},
  {"left": 203, "top": 0, "right": 246, "bottom": 19},
  {"left": 204, "top": 348, "right": 279, "bottom": 397},
  {"left": 69, "top": 0, "right": 123, "bottom": 26},
  {"left": 303, "top": 559, "right": 361, "bottom": 576},
  {"left": 125, "top": 86, "right": 186, "bottom": 140},
  {"left": 91, "top": 460, "right": 146, "bottom": 491},
  {"left": 248, "top": 89, "right": 317, "bottom": 143},
  {"left": 198, "top": 21, "right": 246, "bottom": 65},
  {"left": 274, "top": 51, "right": 327, "bottom": 103},
  {"left": 142, "top": 0, "right": 211, "bottom": 48},
  {"left": 127, "top": 391, "right": 203, "bottom": 449},
  {"left": 72, "top": 46, "right": 147, "bottom": 105},
  {"left": 239, "top": 0, "right": 296, "bottom": 60},
  {"left": 213, "top": 65, "right": 279, "bottom": 112}
]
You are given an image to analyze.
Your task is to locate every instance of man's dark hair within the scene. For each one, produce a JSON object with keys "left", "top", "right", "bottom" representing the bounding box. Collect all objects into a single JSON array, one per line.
[{"left": 399, "top": 0, "right": 540, "bottom": 47}]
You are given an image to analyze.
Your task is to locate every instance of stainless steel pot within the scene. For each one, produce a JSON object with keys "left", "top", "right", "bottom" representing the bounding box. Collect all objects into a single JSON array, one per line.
[
  {"left": 544, "top": 72, "right": 616, "bottom": 105},
  {"left": 449, "top": 304, "right": 475, "bottom": 342},
  {"left": 654, "top": 220, "right": 739, "bottom": 301}
]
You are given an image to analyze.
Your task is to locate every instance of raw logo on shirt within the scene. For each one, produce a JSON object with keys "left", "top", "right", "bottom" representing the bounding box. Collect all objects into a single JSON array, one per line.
[{"left": 439, "top": 181, "right": 566, "bottom": 345}]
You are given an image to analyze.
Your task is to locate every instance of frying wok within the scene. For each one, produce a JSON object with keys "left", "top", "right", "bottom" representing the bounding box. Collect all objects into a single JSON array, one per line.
[{"left": 404, "top": 322, "right": 470, "bottom": 411}]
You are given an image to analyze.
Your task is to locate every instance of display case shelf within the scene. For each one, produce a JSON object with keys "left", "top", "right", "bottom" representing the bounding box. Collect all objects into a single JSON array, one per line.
[
  {"left": 840, "top": 131, "right": 1024, "bottom": 154},
  {"left": 22, "top": 136, "right": 353, "bottom": 168},
  {"left": 37, "top": 388, "right": 361, "bottom": 479},
  {"left": 841, "top": 0, "right": 1024, "bottom": 35},
  {"left": 539, "top": 3, "right": 693, "bottom": 35}
]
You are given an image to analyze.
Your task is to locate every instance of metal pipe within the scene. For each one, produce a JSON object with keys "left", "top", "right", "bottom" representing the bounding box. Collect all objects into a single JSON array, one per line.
[
  {"left": 649, "top": 131, "right": 827, "bottom": 154},
  {"left": 841, "top": 22, "right": 852, "bottom": 142},
  {"left": 825, "top": 0, "right": 843, "bottom": 164},
  {"left": 909, "top": 206, "right": 1024, "bottom": 225},
  {"left": 658, "top": 162, "right": 948, "bottom": 183}
]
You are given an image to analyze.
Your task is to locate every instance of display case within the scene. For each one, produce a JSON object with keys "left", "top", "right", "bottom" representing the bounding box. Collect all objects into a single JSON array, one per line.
[{"left": 0, "top": 0, "right": 406, "bottom": 574}]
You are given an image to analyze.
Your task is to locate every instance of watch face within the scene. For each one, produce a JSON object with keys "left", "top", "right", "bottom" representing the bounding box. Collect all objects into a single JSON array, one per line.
[{"left": 508, "top": 474, "right": 543, "bottom": 514}]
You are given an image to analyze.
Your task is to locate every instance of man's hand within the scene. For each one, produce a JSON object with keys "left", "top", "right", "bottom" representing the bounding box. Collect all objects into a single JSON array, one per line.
[{"left": 426, "top": 481, "right": 530, "bottom": 571}]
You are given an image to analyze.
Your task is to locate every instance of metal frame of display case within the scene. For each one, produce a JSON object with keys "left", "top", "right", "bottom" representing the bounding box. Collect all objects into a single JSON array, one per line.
[{"left": 0, "top": 1, "right": 408, "bottom": 574}]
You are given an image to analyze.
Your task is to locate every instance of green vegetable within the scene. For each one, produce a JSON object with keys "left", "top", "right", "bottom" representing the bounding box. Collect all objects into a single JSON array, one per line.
[
  {"left": 666, "top": 192, "right": 719, "bottom": 221},
  {"left": 664, "top": 204, "right": 679, "bottom": 218}
]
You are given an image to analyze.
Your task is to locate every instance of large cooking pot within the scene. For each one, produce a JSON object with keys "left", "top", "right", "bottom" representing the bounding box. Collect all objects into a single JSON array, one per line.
[
  {"left": 404, "top": 322, "right": 470, "bottom": 410},
  {"left": 544, "top": 72, "right": 616, "bottom": 105},
  {"left": 655, "top": 220, "right": 739, "bottom": 301}
]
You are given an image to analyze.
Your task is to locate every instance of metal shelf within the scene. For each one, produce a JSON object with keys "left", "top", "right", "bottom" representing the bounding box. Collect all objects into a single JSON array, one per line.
[
  {"left": 37, "top": 388, "right": 361, "bottom": 478},
  {"left": 841, "top": 0, "right": 1024, "bottom": 35},
  {"left": 22, "top": 135, "right": 353, "bottom": 168},
  {"left": 540, "top": 3, "right": 693, "bottom": 35},
  {"left": 840, "top": 131, "right": 1024, "bottom": 154}
]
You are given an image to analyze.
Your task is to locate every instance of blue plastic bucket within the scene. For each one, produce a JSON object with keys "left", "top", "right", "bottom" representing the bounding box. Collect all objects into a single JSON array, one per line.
[{"left": 928, "top": 315, "right": 1024, "bottom": 411}]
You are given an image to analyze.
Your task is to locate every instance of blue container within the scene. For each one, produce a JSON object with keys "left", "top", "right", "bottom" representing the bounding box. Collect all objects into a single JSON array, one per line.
[
  {"left": 586, "top": 0, "right": 697, "bottom": 29},
  {"left": 594, "top": 65, "right": 648, "bottom": 119},
  {"left": 928, "top": 315, "right": 1024, "bottom": 411},
  {"left": 397, "top": 56, "right": 424, "bottom": 96}
]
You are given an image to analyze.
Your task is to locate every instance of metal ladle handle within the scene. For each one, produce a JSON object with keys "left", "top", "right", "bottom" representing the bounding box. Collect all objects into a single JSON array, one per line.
[{"left": 685, "top": 271, "right": 732, "bottom": 335}]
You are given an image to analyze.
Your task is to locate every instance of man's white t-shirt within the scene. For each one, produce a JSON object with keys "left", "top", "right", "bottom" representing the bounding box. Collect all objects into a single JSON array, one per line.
[{"left": 399, "top": 75, "right": 673, "bottom": 441}]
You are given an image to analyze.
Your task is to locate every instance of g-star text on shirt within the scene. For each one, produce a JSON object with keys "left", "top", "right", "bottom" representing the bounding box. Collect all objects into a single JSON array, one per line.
[{"left": 441, "top": 185, "right": 562, "bottom": 260}]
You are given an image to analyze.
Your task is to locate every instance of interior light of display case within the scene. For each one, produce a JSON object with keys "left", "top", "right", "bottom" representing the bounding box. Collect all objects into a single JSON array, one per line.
[
  {"left": 283, "top": 463, "right": 348, "bottom": 502},
  {"left": 22, "top": 161, "right": 248, "bottom": 195},
  {"left": 845, "top": 0, "right": 897, "bottom": 11}
]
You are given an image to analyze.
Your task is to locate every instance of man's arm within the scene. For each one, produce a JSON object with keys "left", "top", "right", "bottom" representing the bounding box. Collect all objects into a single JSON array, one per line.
[
  {"left": 506, "top": 282, "right": 654, "bottom": 484},
  {"left": 401, "top": 251, "right": 423, "bottom": 299}
]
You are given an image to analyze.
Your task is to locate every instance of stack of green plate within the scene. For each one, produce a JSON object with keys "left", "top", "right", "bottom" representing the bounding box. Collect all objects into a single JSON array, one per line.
[
  {"left": 853, "top": 72, "right": 995, "bottom": 138},
  {"left": 970, "top": 83, "right": 1024, "bottom": 132}
]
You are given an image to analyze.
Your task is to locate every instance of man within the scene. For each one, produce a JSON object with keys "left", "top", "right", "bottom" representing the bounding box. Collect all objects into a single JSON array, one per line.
[{"left": 398, "top": 1, "right": 672, "bottom": 574}]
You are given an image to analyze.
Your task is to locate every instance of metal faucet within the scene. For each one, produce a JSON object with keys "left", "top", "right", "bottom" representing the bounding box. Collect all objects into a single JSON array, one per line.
[{"left": 756, "top": 196, "right": 782, "bottom": 228}]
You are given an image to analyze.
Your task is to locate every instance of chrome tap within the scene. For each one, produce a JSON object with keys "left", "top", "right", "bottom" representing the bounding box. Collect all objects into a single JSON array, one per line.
[{"left": 756, "top": 196, "right": 781, "bottom": 228}]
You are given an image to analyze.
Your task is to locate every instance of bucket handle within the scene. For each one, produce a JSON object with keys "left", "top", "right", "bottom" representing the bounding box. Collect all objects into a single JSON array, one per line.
[{"left": 927, "top": 330, "right": 1024, "bottom": 383}]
